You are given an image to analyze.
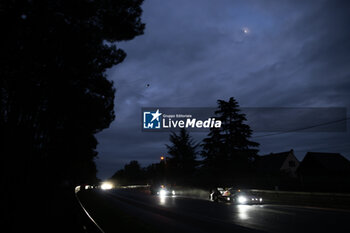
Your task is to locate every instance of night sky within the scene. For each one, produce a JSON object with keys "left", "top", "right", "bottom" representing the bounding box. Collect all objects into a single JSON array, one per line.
[{"left": 95, "top": 0, "right": 350, "bottom": 179}]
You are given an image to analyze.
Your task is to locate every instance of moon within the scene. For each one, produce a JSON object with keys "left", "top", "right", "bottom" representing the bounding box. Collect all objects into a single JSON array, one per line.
[{"left": 242, "top": 27, "right": 250, "bottom": 34}]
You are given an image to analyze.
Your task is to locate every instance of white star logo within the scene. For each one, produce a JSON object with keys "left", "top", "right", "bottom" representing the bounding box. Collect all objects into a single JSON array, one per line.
[{"left": 151, "top": 109, "right": 162, "bottom": 122}]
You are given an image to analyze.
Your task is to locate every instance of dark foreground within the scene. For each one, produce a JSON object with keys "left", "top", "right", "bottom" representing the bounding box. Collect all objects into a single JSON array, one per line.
[{"left": 78, "top": 189, "right": 350, "bottom": 233}]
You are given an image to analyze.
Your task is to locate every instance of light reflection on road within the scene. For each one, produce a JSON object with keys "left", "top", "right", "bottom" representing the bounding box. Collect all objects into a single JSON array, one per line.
[
  {"left": 159, "top": 195, "right": 166, "bottom": 205},
  {"left": 158, "top": 195, "right": 177, "bottom": 206},
  {"left": 233, "top": 204, "right": 265, "bottom": 222},
  {"left": 237, "top": 204, "right": 252, "bottom": 220}
]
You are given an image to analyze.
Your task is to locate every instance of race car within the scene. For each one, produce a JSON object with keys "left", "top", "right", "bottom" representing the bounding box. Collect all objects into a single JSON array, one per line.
[
  {"left": 150, "top": 184, "right": 176, "bottom": 197},
  {"left": 210, "top": 188, "right": 263, "bottom": 204},
  {"left": 209, "top": 187, "right": 232, "bottom": 202},
  {"left": 231, "top": 189, "right": 263, "bottom": 204}
]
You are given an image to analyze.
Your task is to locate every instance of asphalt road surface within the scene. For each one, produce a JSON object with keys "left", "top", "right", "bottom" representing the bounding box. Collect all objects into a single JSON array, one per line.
[{"left": 92, "top": 189, "right": 350, "bottom": 233}]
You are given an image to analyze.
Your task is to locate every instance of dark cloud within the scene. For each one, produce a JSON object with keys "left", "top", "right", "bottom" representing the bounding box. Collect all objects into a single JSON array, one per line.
[{"left": 96, "top": 0, "right": 350, "bottom": 179}]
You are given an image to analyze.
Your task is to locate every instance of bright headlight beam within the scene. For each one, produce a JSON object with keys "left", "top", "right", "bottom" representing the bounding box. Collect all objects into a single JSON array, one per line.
[
  {"left": 159, "top": 189, "right": 167, "bottom": 197},
  {"left": 238, "top": 196, "right": 247, "bottom": 204},
  {"left": 101, "top": 182, "right": 113, "bottom": 190}
]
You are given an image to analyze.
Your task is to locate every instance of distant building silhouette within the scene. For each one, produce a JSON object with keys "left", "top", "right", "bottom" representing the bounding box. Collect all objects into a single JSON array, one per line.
[
  {"left": 254, "top": 149, "right": 300, "bottom": 190},
  {"left": 256, "top": 149, "right": 300, "bottom": 177},
  {"left": 297, "top": 152, "right": 350, "bottom": 192}
]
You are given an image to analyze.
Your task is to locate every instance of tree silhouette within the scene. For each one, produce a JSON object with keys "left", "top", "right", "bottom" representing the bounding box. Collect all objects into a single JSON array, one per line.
[
  {"left": 111, "top": 160, "right": 145, "bottom": 185},
  {"left": 166, "top": 128, "right": 198, "bottom": 184},
  {"left": 201, "top": 97, "right": 259, "bottom": 185},
  {"left": 0, "top": 1, "right": 144, "bottom": 232},
  {"left": 144, "top": 161, "right": 167, "bottom": 185}
]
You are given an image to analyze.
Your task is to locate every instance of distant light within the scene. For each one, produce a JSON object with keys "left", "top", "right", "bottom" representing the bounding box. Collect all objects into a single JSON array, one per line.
[
  {"left": 172, "top": 190, "right": 176, "bottom": 195},
  {"left": 160, "top": 156, "right": 164, "bottom": 160},
  {"left": 101, "top": 182, "right": 113, "bottom": 190},
  {"left": 242, "top": 27, "right": 250, "bottom": 34}
]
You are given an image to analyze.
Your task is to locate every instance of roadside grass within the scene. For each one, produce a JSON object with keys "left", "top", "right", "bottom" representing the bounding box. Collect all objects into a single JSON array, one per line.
[{"left": 77, "top": 190, "right": 159, "bottom": 233}]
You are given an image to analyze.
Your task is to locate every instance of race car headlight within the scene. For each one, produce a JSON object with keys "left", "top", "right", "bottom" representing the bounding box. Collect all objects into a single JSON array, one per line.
[
  {"left": 259, "top": 198, "right": 263, "bottom": 202},
  {"left": 238, "top": 196, "right": 247, "bottom": 204},
  {"left": 172, "top": 190, "right": 175, "bottom": 195},
  {"left": 101, "top": 182, "right": 113, "bottom": 190},
  {"left": 159, "top": 189, "right": 167, "bottom": 197}
]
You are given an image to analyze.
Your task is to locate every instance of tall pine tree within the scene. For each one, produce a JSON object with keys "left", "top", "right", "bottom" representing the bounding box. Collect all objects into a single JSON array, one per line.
[{"left": 201, "top": 97, "right": 259, "bottom": 185}]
